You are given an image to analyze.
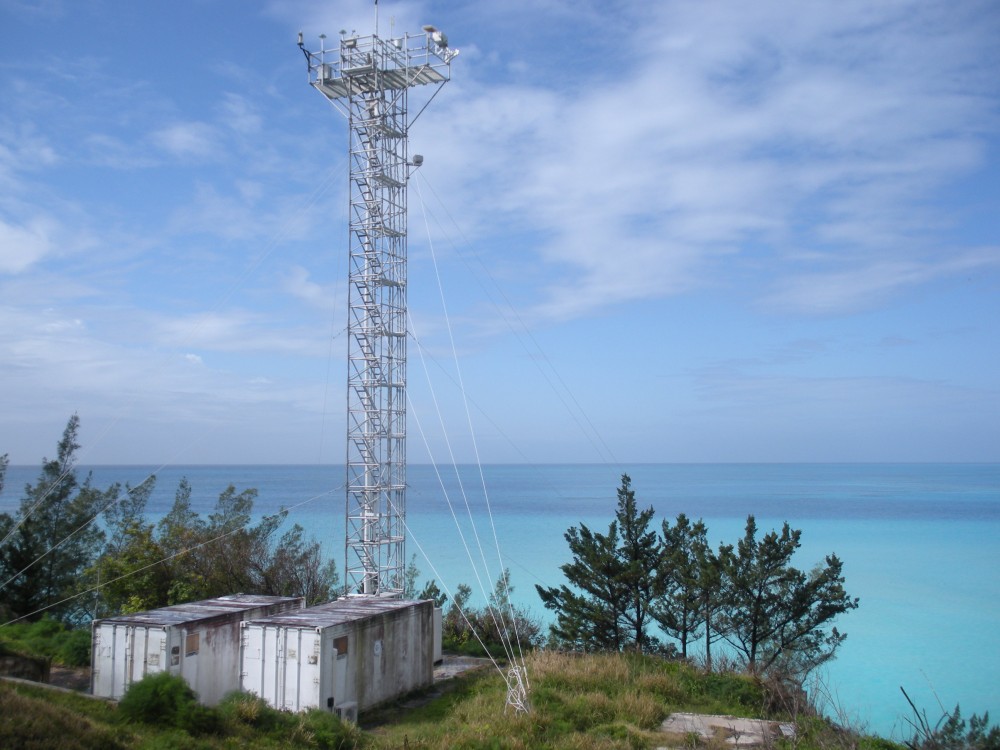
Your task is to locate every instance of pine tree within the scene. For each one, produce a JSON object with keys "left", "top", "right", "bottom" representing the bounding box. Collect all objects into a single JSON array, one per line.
[
  {"left": 0, "top": 416, "right": 107, "bottom": 623},
  {"left": 614, "top": 474, "right": 661, "bottom": 652},
  {"left": 719, "top": 515, "right": 858, "bottom": 675},
  {"left": 537, "top": 474, "right": 661, "bottom": 652},
  {"left": 654, "top": 513, "right": 707, "bottom": 658}
]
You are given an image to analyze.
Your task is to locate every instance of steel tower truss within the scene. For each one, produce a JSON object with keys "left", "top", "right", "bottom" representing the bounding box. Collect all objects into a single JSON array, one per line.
[{"left": 301, "top": 29, "right": 456, "bottom": 596}]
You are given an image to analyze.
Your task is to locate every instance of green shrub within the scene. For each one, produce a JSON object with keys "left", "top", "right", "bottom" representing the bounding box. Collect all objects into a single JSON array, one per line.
[
  {"left": 218, "top": 691, "right": 286, "bottom": 732},
  {"left": 118, "top": 671, "right": 218, "bottom": 734},
  {"left": 26, "top": 616, "right": 64, "bottom": 640},
  {"left": 56, "top": 628, "right": 93, "bottom": 667},
  {"left": 0, "top": 617, "right": 92, "bottom": 666},
  {"left": 178, "top": 700, "right": 220, "bottom": 735},
  {"left": 298, "top": 708, "right": 361, "bottom": 749},
  {"left": 860, "top": 737, "right": 908, "bottom": 750}
]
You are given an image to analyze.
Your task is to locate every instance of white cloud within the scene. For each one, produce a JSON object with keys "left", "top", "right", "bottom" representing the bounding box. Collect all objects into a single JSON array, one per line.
[
  {"left": 764, "top": 248, "right": 1000, "bottom": 314},
  {"left": 418, "top": 0, "right": 999, "bottom": 320},
  {"left": 0, "top": 122, "right": 59, "bottom": 194},
  {"left": 0, "top": 302, "right": 335, "bottom": 463},
  {"left": 166, "top": 180, "right": 320, "bottom": 246},
  {"left": 219, "top": 93, "right": 262, "bottom": 135},
  {"left": 83, "top": 133, "right": 159, "bottom": 169},
  {"left": 0, "top": 216, "right": 56, "bottom": 273},
  {"left": 154, "top": 309, "right": 328, "bottom": 357},
  {"left": 151, "top": 121, "right": 219, "bottom": 159},
  {"left": 281, "top": 265, "right": 339, "bottom": 311},
  {"left": 0, "top": 0, "right": 65, "bottom": 19}
]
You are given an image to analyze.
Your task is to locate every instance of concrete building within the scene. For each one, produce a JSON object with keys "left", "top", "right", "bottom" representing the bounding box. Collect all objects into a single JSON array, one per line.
[
  {"left": 91, "top": 594, "right": 303, "bottom": 705},
  {"left": 240, "top": 597, "right": 438, "bottom": 720}
]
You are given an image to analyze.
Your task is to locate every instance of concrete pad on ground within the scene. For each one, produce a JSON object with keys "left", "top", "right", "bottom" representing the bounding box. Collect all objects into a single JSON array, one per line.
[{"left": 660, "top": 712, "right": 796, "bottom": 747}]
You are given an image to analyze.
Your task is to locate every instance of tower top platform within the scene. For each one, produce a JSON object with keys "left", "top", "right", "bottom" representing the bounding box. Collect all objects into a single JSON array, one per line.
[{"left": 301, "top": 30, "right": 457, "bottom": 103}]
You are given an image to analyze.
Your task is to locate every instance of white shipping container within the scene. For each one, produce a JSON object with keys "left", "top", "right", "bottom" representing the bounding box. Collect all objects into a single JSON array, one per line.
[
  {"left": 241, "top": 597, "right": 435, "bottom": 718},
  {"left": 91, "top": 594, "right": 303, "bottom": 705}
]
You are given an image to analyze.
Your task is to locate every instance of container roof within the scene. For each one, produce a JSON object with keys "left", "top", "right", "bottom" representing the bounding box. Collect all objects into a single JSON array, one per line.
[
  {"left": 94, "top": 595, "right": 303, "bottom": 628},
  {"left": 245, "top": 597, "right": 428, "bottom": 629}
]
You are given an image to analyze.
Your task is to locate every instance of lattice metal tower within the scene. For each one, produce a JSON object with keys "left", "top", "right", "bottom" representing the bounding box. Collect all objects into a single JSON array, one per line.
[{"left": 299, "top": 23, "right": 457, "bottom": 597}]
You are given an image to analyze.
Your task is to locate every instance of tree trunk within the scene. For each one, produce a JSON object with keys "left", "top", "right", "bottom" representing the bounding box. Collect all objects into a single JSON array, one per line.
[{"left": 705, "top": 605, "right": 713, "bottom": 672}]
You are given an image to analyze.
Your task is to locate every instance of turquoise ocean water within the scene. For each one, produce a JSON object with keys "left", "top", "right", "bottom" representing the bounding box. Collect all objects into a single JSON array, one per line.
[{"left": 2, "top": 462, "right": 997, "bottom": 738}]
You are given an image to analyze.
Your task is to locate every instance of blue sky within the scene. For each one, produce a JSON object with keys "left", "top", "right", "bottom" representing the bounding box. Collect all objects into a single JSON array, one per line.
[{"left": 1, "top": 0, "right": 998, "bottom": 466}]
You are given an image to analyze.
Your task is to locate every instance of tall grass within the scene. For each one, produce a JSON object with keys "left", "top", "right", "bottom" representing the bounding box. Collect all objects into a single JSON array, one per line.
[
  {"left": 368, "top": 651, "right": 766, "bottom": 749},
  {"left": 0, "top": 683, "right": 128, "bottom": 750}
]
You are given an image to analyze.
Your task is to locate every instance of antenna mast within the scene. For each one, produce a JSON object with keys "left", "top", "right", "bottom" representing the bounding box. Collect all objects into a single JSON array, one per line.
[{"left": 299, "top": 23, "right": 457, "bottom": 597}]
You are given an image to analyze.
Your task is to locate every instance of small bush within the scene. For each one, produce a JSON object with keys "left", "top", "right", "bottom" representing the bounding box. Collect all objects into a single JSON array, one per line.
[
  {"left": 56, "top": 629, "right": 93, "bottom": 667},
  {"left": 221, "top": 692, "right": 260, "bottom": 722},
  {"left": 299, "top": 708, "right": 361, "bottom": 749},
  {"left": 217, "top": 691, "right": 293, "bottom": 735},
  {"left": 118, "top": 671, "right": 218, "bottom": 734},
  {"left": 178, "top": 700, "right": 220, "bottom": 735},
  {"left": 861, "top": 737, "right": 908, "bottom": 750}
]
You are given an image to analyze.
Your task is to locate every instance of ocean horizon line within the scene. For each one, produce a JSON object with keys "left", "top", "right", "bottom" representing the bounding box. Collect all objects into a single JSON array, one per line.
[{"left": 6, "top": 460, "right": 999, "bottom": 469}]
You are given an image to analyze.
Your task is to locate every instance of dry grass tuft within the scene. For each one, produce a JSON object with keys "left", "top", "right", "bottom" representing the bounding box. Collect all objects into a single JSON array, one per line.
[
  {"left": 616, "top": 689, "right": 666, "bottom": 729},
  {"left": 529, "top": 650, "right": 634, "bottom": 691},
  {"left": 636, "top": 669, "right": 687, "bottom": 704}
]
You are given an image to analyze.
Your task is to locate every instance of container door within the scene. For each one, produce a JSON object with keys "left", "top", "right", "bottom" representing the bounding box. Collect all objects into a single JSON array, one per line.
[
  {"left": 241, "top": 624, "right": 265, "bottom": 698},
  {"left": 254, "top": 624, "right": 285, "bottom": 710},
  {"left": 294, "top": 630, "right": 323, "bottom": 711},
  {"left": 91, "top": 623, "right": 119, "bottom": 699},
  {"left": 263, "top": 627, "right": 283, "bottom": 708}
]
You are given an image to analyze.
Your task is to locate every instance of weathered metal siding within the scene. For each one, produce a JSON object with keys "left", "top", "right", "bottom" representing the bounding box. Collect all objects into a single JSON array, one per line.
[
  {"left": 91, "top": 595, "right": 303, "bottom": 704},
  {"left": 241, "top": 598, "right": 434, "bottom": 715}
]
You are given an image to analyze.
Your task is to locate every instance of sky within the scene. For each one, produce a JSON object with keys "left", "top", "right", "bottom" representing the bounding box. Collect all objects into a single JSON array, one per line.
[{"left": 0, "top": 0, "right": 998, "bottom": 467}]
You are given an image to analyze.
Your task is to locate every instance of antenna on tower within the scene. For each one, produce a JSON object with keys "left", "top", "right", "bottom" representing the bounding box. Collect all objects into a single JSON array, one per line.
[{"left": 299, "top": 23, "right": 457, "bottom": 598}]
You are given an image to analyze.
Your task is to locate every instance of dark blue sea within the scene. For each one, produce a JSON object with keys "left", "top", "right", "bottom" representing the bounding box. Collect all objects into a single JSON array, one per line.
[{"left": 3, "top": 462, "right": 998, "bottom": 738}]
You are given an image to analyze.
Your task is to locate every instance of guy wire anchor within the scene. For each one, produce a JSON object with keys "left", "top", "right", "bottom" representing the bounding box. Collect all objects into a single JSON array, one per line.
[{"left": 505, "top": 664, "right": 531, "bottom": 715}]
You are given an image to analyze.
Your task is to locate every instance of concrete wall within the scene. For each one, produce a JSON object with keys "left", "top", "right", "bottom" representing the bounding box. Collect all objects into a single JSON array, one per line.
[
  {"left": 351, "top": 600, "right": 434, "bottom": 710},
  {"left": 433, "top": 607, "right": 443, "bottom": 664}
]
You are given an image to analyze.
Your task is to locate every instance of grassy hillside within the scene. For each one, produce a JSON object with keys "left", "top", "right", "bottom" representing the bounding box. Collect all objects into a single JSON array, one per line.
[
  {"left": 364, "top": 650, "right": 767, "bottom": 749},
  {"left": 1, "top": 651, "right": 898, "bottom": 750}
]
